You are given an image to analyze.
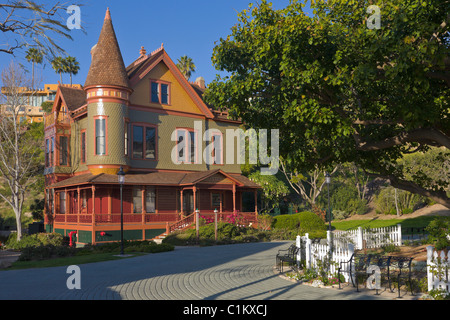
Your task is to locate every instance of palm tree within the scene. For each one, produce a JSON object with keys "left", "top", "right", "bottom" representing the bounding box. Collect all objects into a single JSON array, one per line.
[
  {"left": 63, "top": 56, "right": 80, "bottom": 85},
  {"left": 25, "top": 48, "right": 43, "bottom": 89},
  {"left": 176, "top": 55, "right": 196, "bottom": 81},
  {"left": 51, "top": 56, "right": 65, "bottom": 84}
]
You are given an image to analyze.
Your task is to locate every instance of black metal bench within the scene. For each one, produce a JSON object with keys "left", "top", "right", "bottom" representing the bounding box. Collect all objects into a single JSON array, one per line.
[
  {"left": 275, "top": 244, "right": 299, "bottom": 273},
  {"left": 388, "top": 256, "right": 414, "bottom": 297},
  {"left": 338, "top": 253, "right": 414, "bottom": 297}
]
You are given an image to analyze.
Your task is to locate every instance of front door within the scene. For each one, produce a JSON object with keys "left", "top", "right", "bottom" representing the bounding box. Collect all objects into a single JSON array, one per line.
[{"left": 183, "top": 190, "right": 194, "bottom": 214}]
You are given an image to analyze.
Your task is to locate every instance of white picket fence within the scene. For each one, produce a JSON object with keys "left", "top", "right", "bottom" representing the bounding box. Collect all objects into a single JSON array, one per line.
[
  {"left": 296, "top": 225, "right": 402, "bottom": 282},
  {"left": 427, "top": 246, "right": 449, "bottom": 292},
  {"left": 296, "top": 232, "right": 355, "bottom": 282},
  {"left": 333, "top": 224, "right": 402, "bottom": 249}
]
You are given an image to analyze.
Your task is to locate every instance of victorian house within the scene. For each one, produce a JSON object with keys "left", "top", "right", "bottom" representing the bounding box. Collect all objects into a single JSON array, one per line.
[{"left": 43, "top": 9, "right": 260, "bottom": 246}]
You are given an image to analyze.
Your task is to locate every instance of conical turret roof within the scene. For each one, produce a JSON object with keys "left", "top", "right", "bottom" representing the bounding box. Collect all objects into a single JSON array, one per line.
[{"left": 85, "top": 8, "right": 129, "bottom": 88}]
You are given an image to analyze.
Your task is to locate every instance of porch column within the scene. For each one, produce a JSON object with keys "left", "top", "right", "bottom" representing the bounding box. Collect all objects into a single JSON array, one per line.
[
  {"left": 141, "top": 187, "right": 145, "bottom": 224},
  {"left": 77, "top": 186, "right": 81, "bottom": 223},
  {"left": 254, "top": 189, "right": 258, "bottom": 214},
  {"left": 92, "top": 185, "right": 95, "bottom": 215},
  {"left": 232, "top": 184, "right": 236, "bottom": 212},
  {"left": 180, "top": 189, "right": 184, "bottom": 218},
  {"left": 193, "top": 186, "right": 197, "bottom": 211}
]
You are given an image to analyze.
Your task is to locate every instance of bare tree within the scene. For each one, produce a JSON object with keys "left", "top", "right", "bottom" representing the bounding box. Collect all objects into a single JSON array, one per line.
[
  {"left": 280, "top": 158, "right": 339, "bottom": 207},
  {"left": 0, "top": 0, "right": 78, "bottom": 56},
  {"left": 0, "top": 61, "right": 43, "bottom": 240}
]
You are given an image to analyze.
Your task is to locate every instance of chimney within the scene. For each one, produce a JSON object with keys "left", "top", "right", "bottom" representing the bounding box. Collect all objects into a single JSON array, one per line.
[{"left": 195, "top": 76, "right": 205, "bottom": 89}]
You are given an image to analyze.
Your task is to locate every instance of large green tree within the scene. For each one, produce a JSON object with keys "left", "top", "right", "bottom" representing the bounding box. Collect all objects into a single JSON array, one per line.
[{"left": 205, "top": 0, "right": 450, "bottom": 208}]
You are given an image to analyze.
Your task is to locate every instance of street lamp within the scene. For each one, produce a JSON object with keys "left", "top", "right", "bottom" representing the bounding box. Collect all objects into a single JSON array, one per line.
[
  {"left": 325, "top": 172, "right": 331, "bottom": 232},
  {"left": 117, "top": 166, "right": 125, "bottom": 255},
  {"left": 214, "top": 208, "right": 218, "bottom": 241}
]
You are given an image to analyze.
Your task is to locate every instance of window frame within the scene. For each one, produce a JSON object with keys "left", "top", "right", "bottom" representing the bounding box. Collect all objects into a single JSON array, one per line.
[
  {"left": 59, "top": 135, "right": 69, "bottom": 166},
  {"left": 175, "top": 128, "right": 198, "bottom": 164},
  {"left": 149, "top": 79, "right": 171, "bottom": 105},
  {"left": 131, "top": 123, "right": 158, "bottom": 161},
  {"left": 80, "top": 130, "right": 86, "bottom": 164},
  {"left": 94, "top": 116, "right": 108, "bottom": 156}
]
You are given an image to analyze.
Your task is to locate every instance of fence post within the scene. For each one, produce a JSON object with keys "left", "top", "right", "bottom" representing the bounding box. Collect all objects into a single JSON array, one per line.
[
  {"left": 357, "top": 227, "right": 363, "bottom": 250},
  {"left": 305, "top": 233, "right": 311, "bottom": 269},
  {"left": 296, "top": 235, "right": 301, "bottom": 268},
  {"left": 397, "top": 224, "right": 402, "bottom": 246},
  {"left": 427, "top": 246, "right": 435, "bottom": 292},
  {"left": 327, "top": 230, "right": 333, "bottom": 255}
]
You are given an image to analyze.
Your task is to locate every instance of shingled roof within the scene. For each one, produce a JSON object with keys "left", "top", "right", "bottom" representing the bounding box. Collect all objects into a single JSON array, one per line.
[
  {"left": 48, "top": 170, "right": 260, "bottom": 189},
  {"left": 58, "top": 85, "right": 86, "bottom": 111},
  {"left": 84, "top": 8, "right": 129, "bottom": 89}
]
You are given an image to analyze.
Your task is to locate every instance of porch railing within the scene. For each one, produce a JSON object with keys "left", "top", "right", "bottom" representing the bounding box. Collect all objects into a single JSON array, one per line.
[
  {"left": 52, "top": 211, "right": 258, "bottom": 229},
  {"left": 53, "top": 213, "right": 180, "bottom": 225}
]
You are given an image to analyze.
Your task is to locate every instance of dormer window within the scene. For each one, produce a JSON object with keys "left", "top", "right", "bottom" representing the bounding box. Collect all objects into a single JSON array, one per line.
[{"left": 150, "top": 80, "right": 170, "bottom": 105}]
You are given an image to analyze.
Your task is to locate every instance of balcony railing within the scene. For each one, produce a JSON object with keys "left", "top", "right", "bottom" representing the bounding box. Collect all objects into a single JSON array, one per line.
[{"left": 44, "top": 112, "right": 70, "bottom": 126}]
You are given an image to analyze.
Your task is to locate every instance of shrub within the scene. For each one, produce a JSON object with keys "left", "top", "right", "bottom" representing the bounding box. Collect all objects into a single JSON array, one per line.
[
  {"left": 332, "top": 209, "right": 350, "bottom": 220},
  {"left": 426, "top": 217, "right": 450, "bottom": 250},
  {"left": 331, "top": 185, "right": 368, "bottom": 216},
  {"left": 5, "top": 232, "right": 63, "bottom": 250},
  {"left": 273, "top": 212, "right": 327, "bottom": 233}
]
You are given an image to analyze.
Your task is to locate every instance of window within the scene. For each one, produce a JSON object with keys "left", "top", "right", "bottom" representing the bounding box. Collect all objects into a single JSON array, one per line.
[
  {"left": 150, "top": 81, "right": 170, "bottom": 104},
  {"left": 95, "top": 118, "right": 106, "bottom": 155},
  {"left": 151, "top": 82, "right": 159, "bottom": 103},
  {"left": 60, "top": 191, "right": 66, "bottom": 214},
  {"left": 124, "top": 122, "right": 129, "bottom": 156},
  {"left": 50, "top": 137, "right": 54, "bottom": 167},
  {"left": 45, "top": 139, "right": 49, "bottom": 167},
  {"left": 132, "top": 125, "right": 143, "bottom": 159},
  {"left": 176, "top": 129, "right": 196, "bottom": 163},
  {"left": 59, "top": 136, "right": 69, "bottom": 165},
  {"left": 81, "top": 131, "right": 86, "bottom": 163},
  {"left": 132, "top": 187, "right": 142, "bottom": 213},
  {"left": 161, "top": 84, "right": 169, "bottom": 104},
  {"left": 145, "top": 127, "right": 156, "bottom": 159},
  {"left": 145, "top": 187, "right": 156, "bottom": 213},
  {"left": 132, "top": 124, "right": 156, "bottom": 160},
  {"left": 212, "top": 133, "right": 223, "bottom": 165}
]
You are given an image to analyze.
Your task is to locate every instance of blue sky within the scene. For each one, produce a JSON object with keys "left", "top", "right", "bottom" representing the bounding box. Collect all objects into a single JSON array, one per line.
[{"left": 0, "top": 0, "right": 304, "bottom": 88}]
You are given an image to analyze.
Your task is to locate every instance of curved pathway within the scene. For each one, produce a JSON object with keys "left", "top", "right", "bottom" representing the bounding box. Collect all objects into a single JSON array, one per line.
[{"left": 0, "top": 241, "right": 413, "bottom": 300}]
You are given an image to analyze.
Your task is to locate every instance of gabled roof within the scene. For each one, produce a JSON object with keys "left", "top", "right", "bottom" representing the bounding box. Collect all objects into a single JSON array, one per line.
[
  {"left": 84, "top": 8, "right": 129, "bottom": 89},
  {"left": 52, "top": 85, "right": 86, "bottom": 113},
  {"left": 126, "top": 46, "right": 215, "bottom": 119}
]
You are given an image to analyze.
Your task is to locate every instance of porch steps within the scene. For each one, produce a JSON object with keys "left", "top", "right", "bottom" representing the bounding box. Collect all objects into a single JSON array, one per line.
[{"left": 152, "top": 221, "right": 192, "bottom": 244}]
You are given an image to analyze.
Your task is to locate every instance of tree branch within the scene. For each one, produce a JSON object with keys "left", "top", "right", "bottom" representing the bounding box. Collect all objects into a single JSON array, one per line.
[{"left": 354, "top": 128, "right": 450, "bottom": 151}]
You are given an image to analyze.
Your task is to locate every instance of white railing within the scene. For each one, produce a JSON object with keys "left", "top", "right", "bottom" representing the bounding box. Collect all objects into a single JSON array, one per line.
[
  {"left": 333, "top": 224, "right": 402, "bottom": 249},
  {"left": 427, "top": 246, "right": 449, "bottom": 293}
]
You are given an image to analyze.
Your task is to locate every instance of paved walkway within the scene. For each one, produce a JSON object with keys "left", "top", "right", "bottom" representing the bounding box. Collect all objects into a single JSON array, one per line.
[{"left": 0, "top": 241, "right": 420, "bottom": 300}]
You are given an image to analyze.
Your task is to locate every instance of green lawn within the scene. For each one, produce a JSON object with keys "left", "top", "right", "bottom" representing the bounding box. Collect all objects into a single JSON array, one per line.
[
  {"left": 6, "top": 252, "right": 145, "bottom": 270},
  {"left": 331, "top": 215, "right": 436, "bottom": 232}
]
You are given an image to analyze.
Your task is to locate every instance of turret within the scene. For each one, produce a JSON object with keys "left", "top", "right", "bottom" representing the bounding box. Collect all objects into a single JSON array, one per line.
[{"left": 84, "top": 8, "right": 132, "bottom": 175}]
